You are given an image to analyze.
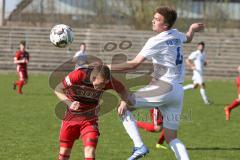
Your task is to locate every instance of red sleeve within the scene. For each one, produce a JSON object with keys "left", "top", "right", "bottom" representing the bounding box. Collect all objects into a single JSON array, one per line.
[
  {"left": 15, "top": 51, "right": 21, "bottom": 60},
  {"left": 62, "top": 69, "right": 86, "bottom": 88},
  {"left": 105, "top": 77, "right": 126, "bottom": 94}
]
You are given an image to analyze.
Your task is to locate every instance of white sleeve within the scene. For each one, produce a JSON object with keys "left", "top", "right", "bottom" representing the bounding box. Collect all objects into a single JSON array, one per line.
[
  {"left": 179, "top": 32, "right": 187, "bottom": 43},
  {"left": 73, "top": 51, "right": 80, "bottom": 58},
  {"left": 139, "top": 38, "right": 163, "bottom": 60},
  {"left": 64, "top": 76, "right": 72, "bottom": 86},
  {"left": 188, "top": 52, "right": 197, "bottom": 60}
]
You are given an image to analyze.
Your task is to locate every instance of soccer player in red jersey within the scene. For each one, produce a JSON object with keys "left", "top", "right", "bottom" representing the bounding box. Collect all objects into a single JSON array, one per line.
[
  {"left": 224, "top": 65, "right": 240, "bottom": 121},
  {"left": 13, "top": 40, "right": 29, "bottom": 94},
  {"left": 54, "top": 65, "right": 130, "bottom": 160},
  {"left": 136, "top": 108, "right": 166, "bottom": 149}
]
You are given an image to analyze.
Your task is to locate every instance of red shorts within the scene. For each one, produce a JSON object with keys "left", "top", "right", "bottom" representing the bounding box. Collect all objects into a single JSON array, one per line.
[
  {"left": 59, "top": 119, "right": 99, "bottom": 149},
  {"left": 238, "top": 87, "right": 240, "bottom": 95},
  {"left": 18, "top": 69, "right": 28, "bottom": 80}
]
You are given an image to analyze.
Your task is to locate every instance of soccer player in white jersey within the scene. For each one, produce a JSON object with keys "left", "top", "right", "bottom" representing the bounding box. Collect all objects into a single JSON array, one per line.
[
  {"left": 72, "top": 43, "right": 88, "bottom": 69},
  {"left": 108, "top": 6, "right": 204, "bottom": 160},
  {"left": 183, "top": 42, "right": 210, "bottom": 105}
]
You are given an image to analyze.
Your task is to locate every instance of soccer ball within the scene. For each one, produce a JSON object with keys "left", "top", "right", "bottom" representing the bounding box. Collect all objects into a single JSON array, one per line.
[{"left": 50, "top": 24, "right": 74, "bottom": 48}]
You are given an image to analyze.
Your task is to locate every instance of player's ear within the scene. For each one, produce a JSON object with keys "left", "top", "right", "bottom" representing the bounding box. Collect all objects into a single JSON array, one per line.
[
  {"left": 105, "top": 79, "right": 110, "bottom": 84},
  {"left": 163, "top": 23, "right": 169, "bottom": 30},
  {"left": 90, "top": 76, "right": 96, "bottom": 82}
]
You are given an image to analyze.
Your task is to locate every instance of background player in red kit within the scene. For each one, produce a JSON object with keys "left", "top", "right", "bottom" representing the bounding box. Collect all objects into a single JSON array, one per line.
[
  {"left": 136, "top": 108, "right": 166, "bottom": 149},
  {"left": 224, "top": 65, "right": 240, "bottom": 121},
  {"left": 13, "top": 40, "right": 30, "bottom": 94},
  {"left": 54, "top": 65, "right": 129, "bottom": 160}
]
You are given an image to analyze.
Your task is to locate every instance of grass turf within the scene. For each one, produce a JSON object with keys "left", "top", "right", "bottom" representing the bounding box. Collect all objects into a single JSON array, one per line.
[{"left": 0, "top": 73, "right": 240, "bottom": 160}]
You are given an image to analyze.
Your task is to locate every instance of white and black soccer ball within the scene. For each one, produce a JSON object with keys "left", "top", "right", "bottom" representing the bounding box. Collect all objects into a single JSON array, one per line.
[{"left": 50, "top": 24, "right": 74, "bottom": 48}]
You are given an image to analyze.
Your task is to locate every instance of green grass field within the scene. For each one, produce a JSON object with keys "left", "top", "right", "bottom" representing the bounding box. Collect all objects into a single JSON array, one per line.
[{"left": 0, "top": 73, "right": 240, "bottom": 160}]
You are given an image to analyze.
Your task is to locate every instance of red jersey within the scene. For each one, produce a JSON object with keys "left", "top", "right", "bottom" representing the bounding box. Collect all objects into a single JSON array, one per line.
[
  {"left": 62, "top": 68, "right": 125, "bottom": 120},
  {"left": 236, "top": 76, "right": 240, "bottom": 94},
  {"left": 15, "top": 50, "right": 29, "bottom": 70}
]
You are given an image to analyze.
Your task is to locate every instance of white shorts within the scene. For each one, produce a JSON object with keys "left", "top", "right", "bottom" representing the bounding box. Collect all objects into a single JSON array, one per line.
[
  {"left": 132, "top": 80, "right": 183, "bottom": 130},
  {"left": 192, "top": 70, "right": 204, "bottom": 84}
]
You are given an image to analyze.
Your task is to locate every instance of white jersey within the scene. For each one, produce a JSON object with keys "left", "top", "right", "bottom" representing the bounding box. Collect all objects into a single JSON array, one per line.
[
  {"left": 73, "top": 50, "right": 87, "bottom": 69},
  {"left": 188, "top": 50, "right": 206, "bottom": 74},
  {"left": 139, "top": 29, "right": 187, "bottom": 84}
]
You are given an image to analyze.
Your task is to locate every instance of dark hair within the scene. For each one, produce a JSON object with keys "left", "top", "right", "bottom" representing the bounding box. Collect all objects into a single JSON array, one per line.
[
  {"left": 155, "top": 6, "right": 177, "bottom": 29},
  {"left": 19, "top": 40, "right": 26, "bottom": 46},
  {"left": 90, "top": 65, "right": 111, "bottom": 81},
  {"left": 198, "top": 41, "right": 205, "bottom": 47},
  {"left": 80, "top": 43, "right": 86, "bottom": 46}
]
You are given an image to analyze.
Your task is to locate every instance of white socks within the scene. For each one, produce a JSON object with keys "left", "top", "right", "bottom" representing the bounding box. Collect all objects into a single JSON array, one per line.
[
  {"left": 183, "top": 84, "right": 194, "bottom": 91},
  {"left": 170, "top": 139, "right": 190, "bottom": 160},
  {"left": 184, "top": 84, "right": 210, "bottom": 105},
  {"left": 200, "top": 88, "right": 209, "bottom": 104},
  {"left": 122, "top": 110, "right": 143, "bottom": 148}
]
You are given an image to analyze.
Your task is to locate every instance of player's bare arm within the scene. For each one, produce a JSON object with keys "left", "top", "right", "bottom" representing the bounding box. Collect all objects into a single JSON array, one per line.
[
  {"left": 13, "top": 57, "right": 27, "bottom": 64},
  {"left": 54, "top": 82, "right": 80, "bottom": 110},
  {"left": 108, "top": 54, "right": 145, "bottom": 71},
  {"left": 185, "top": 58, "right": 195, "bottom": 70},
  {"left": 72, "top": 57, "right": 78, "bottom": 63},
  {"left": 185, "top": 23, "right": 205, "bottom": 43},
  {"left": 204, "top": 60, "right": 208, "bottom": 66},
  {"left": 112, "top": 77, "right": 135, "bottom": 115},
  {"left": 118, "top": 100, "right": 128, "bottom": 116}
]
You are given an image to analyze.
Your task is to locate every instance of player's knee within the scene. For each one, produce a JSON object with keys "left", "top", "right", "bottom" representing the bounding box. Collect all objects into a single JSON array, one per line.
[
  {"left": 193, "top": 84, "right": 199, "bottom": 89},
  {"left": 154, "top": 125, "right": 162, "bottom": 132},
  {"left": 199, "top": 83, "right": 205, "bottom": 89},
  {"left": 60, "top": 147, "right": 71, "bottom": 155},
  {"left": 59, "top": 147, "right": 71, "bottom": 160},
  {"left": 84, "top": 146, "right": 95, "bottom": 158},
  {"left": 163, "top": 128, "right": 177, "bottom": 144},
  {"left": 237, "top": 97, "right": 240, "bottom": 102},
  {"left": 237, "top": 94, "right": 240, "bottom": 100}
]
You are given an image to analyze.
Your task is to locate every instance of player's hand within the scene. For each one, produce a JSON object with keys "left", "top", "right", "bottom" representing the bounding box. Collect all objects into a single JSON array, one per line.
[
  {"left": 23, "top": 59, "right": 28, "bottom": 63},
  {"left": 191, "top": 65, "right": 196, "bottom": 70},
  {"left": 69, "top": 101, "right": 80, "bottom": 110},
  {"left": 204, "top": 61, "right": 208, "bottom": 66},
  {"left": 118, "top": 101, "right": 128, "bottom": 116},
  {"left": 190, "top": 23, "right": 205, "bottom": 32}
]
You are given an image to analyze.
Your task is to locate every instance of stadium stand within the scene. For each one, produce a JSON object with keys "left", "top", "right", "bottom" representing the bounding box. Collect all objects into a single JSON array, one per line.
[{"left": 0, "top": 26, "right": 239, "bottom": 78}]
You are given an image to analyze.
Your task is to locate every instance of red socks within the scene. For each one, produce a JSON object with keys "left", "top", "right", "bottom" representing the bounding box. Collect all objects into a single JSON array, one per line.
[
  {"left": 227, "top": 99, "right": 239, "bottom": 111},
  {"left": 15, "top": 80, "right": 24, "bottom": 94},
  {"left": 137, "top": 121, "right": 165, "bottom": 144},
  {"left": 137, "top": 121, "right": 155, "bottom": 132},
  {"left": 158, "top": 130, "right": 165, "bottom": 144},
  {"left": 85, "top": 158, "right": 95, "bottom": 160}
]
